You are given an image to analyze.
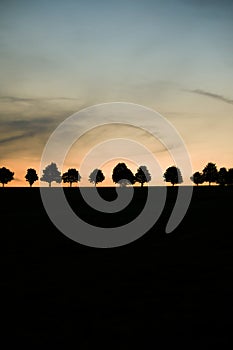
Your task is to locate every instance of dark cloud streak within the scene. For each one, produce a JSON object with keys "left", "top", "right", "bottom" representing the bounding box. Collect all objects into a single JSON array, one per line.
[
  {"left": 0, "top": 95, "right": 79, "bottom": 103},
  {"left": 0, "top": 117, "right": 56, "bottom": 151},
  {"left": 188, "top": 89, "right": 233, "bottom": 105},
  {"left": 1, "top": 117, "right": 54, "bottom": 129},
  {"left": 0, "top": 132, "right": 36, "bottom": 144},
  {"left": 0, "top": 117, "right": 57, "bottom": 161}
]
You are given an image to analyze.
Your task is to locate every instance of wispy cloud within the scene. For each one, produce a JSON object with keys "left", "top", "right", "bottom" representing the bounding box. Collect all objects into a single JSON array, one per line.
[
  {"left": 188, "top": 89, "right": 233, "bottom": 105},
  {"left": 0, "top": 117, "right": 55, "bottom": 134},
  {"left": 0, "top": 95, "right": 88, "bottom": 123},
  {"left": 0, "top": 95, "right": 78, "bottom": 103},
  {"left": 0, "top": 132, "right": 35, "bottom": 144},
  {"left": 0, "top": 117, "right": 56, "bottom": 160}
]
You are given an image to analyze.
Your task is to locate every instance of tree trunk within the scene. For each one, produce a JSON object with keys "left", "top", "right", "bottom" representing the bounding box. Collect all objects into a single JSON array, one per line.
[
  {"left": 70, "top": 182, "right": 72, "bottom": 187},
  {"left": 141, "top": 182, "right": 143, "bottom": 187},
  {"left": 49, "top": 182, "right": 51, "bottom": 187},
  {"left": 2, "top": 183, "right": 4, "bottom": 187}
]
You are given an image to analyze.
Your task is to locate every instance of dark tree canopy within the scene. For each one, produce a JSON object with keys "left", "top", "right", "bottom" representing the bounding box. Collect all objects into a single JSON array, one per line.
[
  {"left": 89, "top": 169, "right": 105, "bottom": 186},
  {"left": 217, "top": 167, "right": 228, "bottom": 186},
  {"left": 25, "top": 168, "right": 38, "bottom": 187},
  {"left": 62, "top": 168, "right": 81, "bottom": 187},
  {"left": 0, "top": 167, "right": 14, "bottom": 187},
  {"left": 190, "top": 171, "right": 204, "bottom": 186},
  {"left": 202, "top": 162, "right": 218, "bottom": 185},
  {"left": 135, "top": 165, "right": 151, "bottom": 187},
  {"left": 163, "top": 166, "right": 183, "bottom": 186},
  {"left": 112, "top": 162, "right": 135, "bottom": 186},
  {"left": 227, "top": 168, "right": 233, "bottom": 185},
  {"left": 40, "top": 162, "right": 62, "bottom": 187}
]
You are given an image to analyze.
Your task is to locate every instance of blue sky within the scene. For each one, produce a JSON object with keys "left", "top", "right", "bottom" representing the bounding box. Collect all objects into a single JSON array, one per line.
[{"left": 0, "top": 0, "right": 233, "bottom": 185}]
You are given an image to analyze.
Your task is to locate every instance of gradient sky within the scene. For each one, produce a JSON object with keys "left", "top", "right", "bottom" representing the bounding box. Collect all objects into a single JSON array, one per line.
[{"left": 0, "top": 0, "right": 233, "bottom": 186}]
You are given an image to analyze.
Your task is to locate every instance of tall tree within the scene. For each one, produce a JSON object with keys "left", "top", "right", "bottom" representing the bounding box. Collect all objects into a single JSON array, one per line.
[
  {"left": 25, "top": 168, "right": 38, "bottom": 187},
  {"left": 163, "top": 166, "right": 183, "bottom": 186},
  {"left": 40, "top": 162, "right": 62, "bottom": 187},
  {"left": 112, "top": 162, "right": 135, "bottom": 186},
  {"left": 190, "top": 171, "right": 204, "bottom": 186},
  {"left": 62, "top": 168, "right": 81, "bottom": 187},
  {"left": 202, "top": 162, "right": 218, "bottom": 185},
  {"left": 217, "top": 167, "right": 228, "bottom": 186},
  {"left": 0, "top": 167, "right": 14, "bottom": 187},
  {"left": 135, "top": 165, "right": 151, "bottom": 187},
  {"left": 89, "top": 169, "right": 105, "bottom": 186}
]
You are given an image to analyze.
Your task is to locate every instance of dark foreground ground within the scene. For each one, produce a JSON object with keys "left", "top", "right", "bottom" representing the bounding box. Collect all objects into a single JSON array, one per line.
[{"left": 2, "top": 186, "right": 233, "bottom": 348}]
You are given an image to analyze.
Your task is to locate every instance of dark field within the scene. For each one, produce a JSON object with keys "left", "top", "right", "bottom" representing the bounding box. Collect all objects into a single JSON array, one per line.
[{"left": 2, "top": 186, "right": 233, "bottom": 348}]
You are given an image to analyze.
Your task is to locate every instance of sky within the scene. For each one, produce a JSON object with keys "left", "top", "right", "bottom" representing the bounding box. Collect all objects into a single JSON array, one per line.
[{"left": 0, "top": 0, "right": 233, "bottom": 186}]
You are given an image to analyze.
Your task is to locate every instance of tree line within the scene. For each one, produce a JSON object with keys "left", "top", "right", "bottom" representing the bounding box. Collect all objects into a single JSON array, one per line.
[
  {"left": 0, "top": 162, "right": 233, "bottom": 187},
  {"left": 190, "top": 162, "right": 233, "bottom": 186}
]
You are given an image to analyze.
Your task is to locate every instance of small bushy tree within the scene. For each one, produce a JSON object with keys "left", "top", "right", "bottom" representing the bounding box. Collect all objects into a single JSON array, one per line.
[
  {"left": 25, "top": 168, "right": 38, "bottom": 187},
  {"left": 202, "top": 162, "right": 218, "bottom": 185},
  {"left": 40, "top": 162, "right": 62, "bottom": 187},
  {"left": 217, "top": 167, "right": 228, "bottom": 186},
  {"left": 62, "top": 168, "right": 81, "bottom": 187},
  {"left": 227, "top": 168, "right": 233, "bottom": 185},
  {"left": 135, "top": 166, "right": 151, "bottom": 187},
  {"left": 190, "top": 171, "right": 204, "bottom": 186},
  {"left": 89, "top": 169, "right": 105, "bottom": 186},
  {"left": 163, "top": 166, "right": 183, "bottom": 186},
  {"left": 112, "top": 163, "right": 135, "bottom": 186},
  {"left": 0, "top": 167, "right": 14, "bottom": 187}
]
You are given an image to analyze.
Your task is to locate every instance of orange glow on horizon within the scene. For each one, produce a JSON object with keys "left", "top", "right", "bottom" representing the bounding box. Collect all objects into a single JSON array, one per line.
[{"left": 2, "top": 151, "right": 233, "bottom": 187}]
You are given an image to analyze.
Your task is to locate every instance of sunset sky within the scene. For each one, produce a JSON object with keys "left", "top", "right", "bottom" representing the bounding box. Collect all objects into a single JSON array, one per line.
[{"left": 0, "top": 0, "right": 233, "bottom": 186}]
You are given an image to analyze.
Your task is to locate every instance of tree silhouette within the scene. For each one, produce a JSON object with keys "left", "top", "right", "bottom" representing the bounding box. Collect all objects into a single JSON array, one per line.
[
  {"left": 135, "top": 165, "right": 151, "bottom": 187},
  {"left": 112, "top": 163, "right": 135, "bottom": 186},
  {"left": 62, "top": 168, "right": 81, "bottom": 187},
  {"left": 163, "top": 166, "right": 183, "bottom": 186},
  {"left": 217, "top": 167, "right": 228, "bottom": 186},
  {"left": 227, "top": 168, "right": 233, "bottom": 185},
  {"left": 40, "top": 162, "right": 62, "bottom": 187},
  {"left": 202, "top": 162, "right": 218, "bottom": 185},
  {"left": 25, "top": 168, "right": 38, "bottom": 187},
  {"left": 190, "top": 171, "right": 204, "bottom": 186},
  {"left": 0, "top": 167, "right": 14, "bottom": 187},
  {"left": 89, "top": 169, "right": 105, "bottom": 186}
]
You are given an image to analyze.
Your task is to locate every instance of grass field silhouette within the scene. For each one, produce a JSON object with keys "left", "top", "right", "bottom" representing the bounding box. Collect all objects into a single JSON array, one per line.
[{"left": 3, "top": 186, "right": 233, "bottom": 347}]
